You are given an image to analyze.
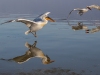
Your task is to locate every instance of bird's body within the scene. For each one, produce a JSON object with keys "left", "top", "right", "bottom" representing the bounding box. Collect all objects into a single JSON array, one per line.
[
  {"left": 67, "top": 7, "right": 91, "bottom": 20},
  {"left": 1, "top": 12, "right": 55, "bottom": 37},
  {"left": 74, "top": 8, "right": 89, "bottom": 12}
]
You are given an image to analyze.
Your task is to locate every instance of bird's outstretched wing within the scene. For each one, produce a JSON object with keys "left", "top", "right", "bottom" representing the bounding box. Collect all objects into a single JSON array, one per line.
[
  {"left": 12, "top": 54, "right": 32, "bottom": 64},
  {"left": 66, "top": 10, "right": 74, "bottom": 20},
  {"left": 16, "top": 19, "right": 36, "bottom": 27},
  {"left": 88, "top": 5, "right": 100, "bottom": 10},
  {"left": 0, "top": 20, "right": 15, "bottom": 25},
  {"left": 0, "top": 19, "right": 36, "bottom": 27},
  {"left": 66, "top": 8, "right": 81, "bottom": 20}
]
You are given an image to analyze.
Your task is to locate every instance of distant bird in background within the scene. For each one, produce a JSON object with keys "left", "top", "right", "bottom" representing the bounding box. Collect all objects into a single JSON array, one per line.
[
  {"left": 66, "top": 7, "right": 91, "bottom": 20},
  {"left": 0, "top": 12, "right": 55, "bottom": 37},
  {"left": 87, "top": 4, "right": 100, "bottom": 10}
]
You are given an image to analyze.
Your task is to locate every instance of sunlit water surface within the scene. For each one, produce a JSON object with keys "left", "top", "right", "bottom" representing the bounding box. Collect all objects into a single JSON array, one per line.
[{"left": 0, "top": 18, "right": 100, "bottom": 75}]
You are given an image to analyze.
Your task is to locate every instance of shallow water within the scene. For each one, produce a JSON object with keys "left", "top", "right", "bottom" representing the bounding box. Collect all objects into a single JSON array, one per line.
[{"left": 0, "top": 18, "right": 100, "bottom": 75}]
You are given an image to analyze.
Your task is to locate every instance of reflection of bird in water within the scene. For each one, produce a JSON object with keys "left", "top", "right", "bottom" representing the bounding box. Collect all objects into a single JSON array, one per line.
[
  {"left": 66, "top": 7, "right": 91, "bottom": 20},
  {"left": 86, "top": 26, "right": 100, "bottom": 33},
  {"left": 71, "top": 22, "right": 88, "bottom": 30},
  {"left": 0, "top": 41, "right": 54, "bottom": 64},
  {"left": 0, "top": 12, "right": 55, "bottom": 37},
  {"left": 87, "top": 4, "right": 100, "bottom": 10}
]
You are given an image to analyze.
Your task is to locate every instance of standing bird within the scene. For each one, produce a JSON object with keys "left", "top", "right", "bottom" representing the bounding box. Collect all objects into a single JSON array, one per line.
[
  {"left": 0, "top": 12, "right": 55, "bottom": 37},
  {"left": 66, "top": 7, "right": 91, "bottom": 20},
  {"left": 87, "top": 4, "right": 100, "bottom": 10}
]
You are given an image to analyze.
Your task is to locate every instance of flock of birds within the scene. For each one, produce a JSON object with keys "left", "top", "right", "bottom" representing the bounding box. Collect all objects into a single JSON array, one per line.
[{"left": 0, "top": 4, "right": 100, "bottom": 37}]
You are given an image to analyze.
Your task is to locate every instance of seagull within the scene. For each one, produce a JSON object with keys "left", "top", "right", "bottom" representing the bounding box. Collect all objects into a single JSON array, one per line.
[
  {"left": 0, "top": 12, "right": 55, "bottom": 37},
  {"left": 87, "top": 4, "right": 100, "bottom": 10},
  {"left": 0, "top": 41, "right": 54, "bottom": 64},
  {"left": 66, "top": 7, "right": 91, "bottom": 20}
]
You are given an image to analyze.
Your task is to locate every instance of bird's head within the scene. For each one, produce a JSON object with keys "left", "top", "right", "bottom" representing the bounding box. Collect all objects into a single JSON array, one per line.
[
  {"left": 45, "top": 16, "right": 55, "bottom": 22},
  {"left": 42, "top": 55, "right": 55, "bottom": 64},
  {"left": 42, "top": 12, "right": 55, "bottom": 22},
  {"left": 87, "top": 6, "right": 92, "bottom": 10}
]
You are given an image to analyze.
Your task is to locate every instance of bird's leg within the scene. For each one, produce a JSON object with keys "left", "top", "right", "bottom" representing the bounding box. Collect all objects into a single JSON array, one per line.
[
  {"left": 31, "top": 32, "right": 37, "bottom": 37},
  {"left": 32, "top": 41, "right": 37, "bottom": 47},
  {"left": 78, "top": 11, "right": 83, "bottom": 16},
  {"left": 80, "top": 13, "right": 83, "bottom": 16},
  {"left": 34, "top": 32, "right": 37, "bottom": 37},
  {"left": 31, "top": 32, "right": 35, "bottom": 37}
]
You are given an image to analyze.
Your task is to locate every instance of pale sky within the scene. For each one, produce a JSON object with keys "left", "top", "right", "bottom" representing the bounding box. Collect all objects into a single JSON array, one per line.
[{"left": 0, "top": 0, "right": 100, "bottom": 19}]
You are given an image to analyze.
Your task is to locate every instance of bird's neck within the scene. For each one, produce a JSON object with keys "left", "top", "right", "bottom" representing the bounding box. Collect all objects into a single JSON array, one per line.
[
  {"left": 43, "top": 17, "right": 48, "bottom": 24},
  {"left": 86, "top": 8, "right": 89, "bottom": 10},
  {"left": 41, "top": 56, "right": 48, "bottom": 64},
  {"left": 41, "top": 18, "right": 48, "bottom": 27}
]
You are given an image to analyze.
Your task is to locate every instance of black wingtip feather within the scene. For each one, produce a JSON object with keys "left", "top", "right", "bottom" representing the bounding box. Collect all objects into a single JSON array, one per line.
[{"left": 0, "top": 20, "right": 14, "bottom": 25}]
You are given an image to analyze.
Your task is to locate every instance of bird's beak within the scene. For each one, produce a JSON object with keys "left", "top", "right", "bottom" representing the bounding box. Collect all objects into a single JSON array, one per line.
[
  {"left": 45, "top": 16, "right": 55, "bottom": 22},
  {"left": 50, "top": 60, "right": 55, "bottom": 63}
]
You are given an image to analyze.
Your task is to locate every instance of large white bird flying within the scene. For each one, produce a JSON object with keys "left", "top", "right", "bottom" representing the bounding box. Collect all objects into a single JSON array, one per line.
[{"left": 1, "top": 12, "right": 55, "bottom": 37}]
